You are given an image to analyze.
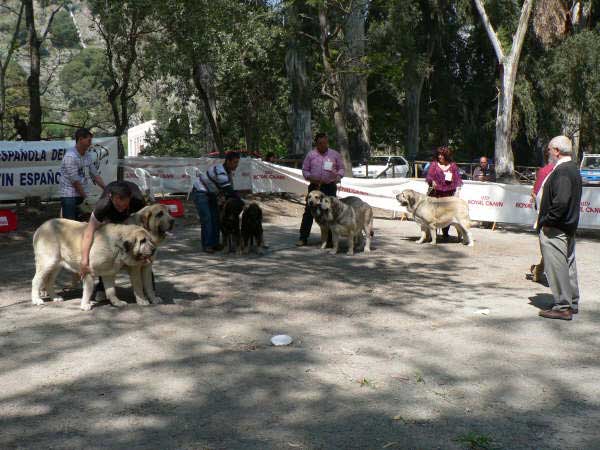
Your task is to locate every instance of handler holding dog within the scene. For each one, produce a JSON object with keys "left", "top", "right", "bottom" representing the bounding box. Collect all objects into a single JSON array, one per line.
[
  {"left": 191, "top": 151, "right": 241, "bottom": 253},
  {"left": 296, "top": 132, "right": 345, "bottom": 247},
  {"left": 425, "top": 146, "right": 463, "bottom": 241},
  {"left": 79, "top": 181, "right": 147, "bottom": 299}
]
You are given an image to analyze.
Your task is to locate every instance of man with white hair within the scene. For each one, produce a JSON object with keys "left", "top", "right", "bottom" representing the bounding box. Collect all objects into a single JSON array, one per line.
[{"left": 536, "top": 135, "right": 582, "bottom": 320}]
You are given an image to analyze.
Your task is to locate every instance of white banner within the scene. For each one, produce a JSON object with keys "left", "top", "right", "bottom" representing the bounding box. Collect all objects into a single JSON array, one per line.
[
  {"left": 120, "top": 157, "right": 253, "bottom": 194},
  {"left": 0, "top": 137, "right": 118, "bottom": 201},
  {"left": 250, "top": 160, "right": 600, "bottom": 229}
]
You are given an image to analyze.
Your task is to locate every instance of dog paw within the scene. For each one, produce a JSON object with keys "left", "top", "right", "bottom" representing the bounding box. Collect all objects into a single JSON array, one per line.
[
  {"left": 136, "top": 297, "right": 151, "bottom": 306},
  {"left": 32, "top": 298, "right": 44, "bottom": 306},
  {"left": 110, "top": 299, "right": 128, "bottom": 308},
  {"left": 364, "top": 247, "right": 371, "bottom": 253},
  {"left": 52, "top": 296, "right": 64, "bottom": 302},
  {"left": 80, "top": 302, "right": 93, "bottom": 311},
  {"left": 151, "top": 296, "right": 164, "bottom": 304}
]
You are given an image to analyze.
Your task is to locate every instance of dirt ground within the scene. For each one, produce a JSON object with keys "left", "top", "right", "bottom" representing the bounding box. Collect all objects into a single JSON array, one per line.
[{"left": 1, "top": 195, "right": 599, "bottom": 450}]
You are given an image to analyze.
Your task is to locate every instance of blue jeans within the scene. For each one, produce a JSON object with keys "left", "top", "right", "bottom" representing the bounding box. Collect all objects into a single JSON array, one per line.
[
  {"left": 60, "top": 197, "right": 83, "bottom": 220},
  {"left": 192, "top": 190, "right": 220, "bottom": 249}
]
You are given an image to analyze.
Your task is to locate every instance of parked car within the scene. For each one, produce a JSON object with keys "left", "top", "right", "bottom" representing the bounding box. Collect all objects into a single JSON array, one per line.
[
  {"left": 352, "top": 155, "right": 410, "bottom": 178},
  {"left": 580, "top": 153, "right": 600, "bottom": 185}
]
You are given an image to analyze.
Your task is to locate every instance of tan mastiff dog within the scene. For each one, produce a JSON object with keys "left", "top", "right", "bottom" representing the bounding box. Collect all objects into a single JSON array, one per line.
[
  {"left": 306, "top": 190, "right": 330, "bottom": 249},
  {"left": 396, "top": 189, "right": 473, "bottom": 246},
  {"left": 32, "top": 219, "right": 156, "bottom": 311},
  {"left": 124, "top": 203, "right": 174, "bottom": 304},
  {"left": 320, "top": 196, "right": 374, "bottom": 255}
]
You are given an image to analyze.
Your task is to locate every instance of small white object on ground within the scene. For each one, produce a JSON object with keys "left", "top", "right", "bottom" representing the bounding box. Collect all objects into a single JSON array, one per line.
[{"left": 270, "top": 334, "right": 293, "bottom": 346}]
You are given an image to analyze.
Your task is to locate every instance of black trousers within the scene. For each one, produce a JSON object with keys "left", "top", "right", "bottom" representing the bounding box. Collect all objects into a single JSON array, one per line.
[{"left": 299, "top": 182, "right": 337, "bottom": 241}]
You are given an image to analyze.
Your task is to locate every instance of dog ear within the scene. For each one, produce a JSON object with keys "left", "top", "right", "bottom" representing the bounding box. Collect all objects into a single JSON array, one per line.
[
  {"left": 140, "top": 208, "right": 152, "bottom": 230},
  {"left": 121, "top": 240, "right": 132, "bottom": 253},
  {"left": 407, "top": 191, "right": 417, "bottom": 207},
  {"left": 331, "top": 197, "right": 342, "bottom": 217}
]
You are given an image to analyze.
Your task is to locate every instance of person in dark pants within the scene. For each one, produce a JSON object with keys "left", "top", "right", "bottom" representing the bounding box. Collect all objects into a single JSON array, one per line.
[
  {"left": 58, "top": 128, "right": 106, "bottom": 220},
  {"left": 296, "top": 133, "right": 345, "bottom": 246},
  {"left": 536, "top": 135, "right": 582, "bottom": 321},
  {"left": 79, "top": 181, "right": 146, "bottom": 301},
  {"left": 191, "top": 151, "right": 241, "bottom": 253}
]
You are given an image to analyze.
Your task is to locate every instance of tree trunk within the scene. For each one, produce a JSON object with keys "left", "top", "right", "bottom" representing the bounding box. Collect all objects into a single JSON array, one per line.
[
  {"left": 474, "top": 0, "right": 533, "bottom": 181},
  {"left": 285, "top": 42, "right": 312, "bottom": 156},
  {"left": 405, "top": 75, "right": 425, "bottom": 161},
  {"left": 343, "top": 0, "right": 370, "bottom": 163},
  {"left": 334, "top": 106, "right": 352, "bottom": 176},
  {"left": 24, "top": 0, "right": 42, "bottom": 141},
  {"left": 242, "top": 102, "right": 260, "bottom": 152},
  {"left": 192, "top": 63, "right": 223, "bottom": 155},
  {"left": 493, "top": 63, "right": 517, "bottom": 178},
  {"left": 561, "top": 109, "right": 581, "bottom": 161}
]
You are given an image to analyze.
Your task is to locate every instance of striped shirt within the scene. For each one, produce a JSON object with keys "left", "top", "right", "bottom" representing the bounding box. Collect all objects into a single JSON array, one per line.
[
  {"left": 193, "top": 163, "right": 233, "bottom": 193},
  {"left": 59, "top": 147, "right": 99, "bottom": 197}
]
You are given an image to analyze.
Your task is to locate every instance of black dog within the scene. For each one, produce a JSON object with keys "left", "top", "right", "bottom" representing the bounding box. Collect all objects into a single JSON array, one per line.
[
  {"left": 241, "top": 202, "right": 264, "bottom": 254},
  {"left": 220, "top": 197, "right": 245, "bottom": 253}
]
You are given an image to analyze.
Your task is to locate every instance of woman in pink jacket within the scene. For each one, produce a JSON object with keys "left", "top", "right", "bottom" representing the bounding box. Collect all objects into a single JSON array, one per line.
[{"left": 426, "top": 146, "right": 463, "bottom": 241}]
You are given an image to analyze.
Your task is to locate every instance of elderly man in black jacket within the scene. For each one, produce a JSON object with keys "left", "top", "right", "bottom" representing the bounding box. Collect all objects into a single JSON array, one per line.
[{"left": 536, "top": 135, "right": 582, "bottom": 320}]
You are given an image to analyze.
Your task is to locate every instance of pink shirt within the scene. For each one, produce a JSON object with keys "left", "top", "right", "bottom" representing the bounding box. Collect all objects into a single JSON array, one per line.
[
  {"left": 533, "top": 163, "right": 555, "bottom": 195},
  {"left": 302, "top": 148, "right": 345, "bottom": 184}
]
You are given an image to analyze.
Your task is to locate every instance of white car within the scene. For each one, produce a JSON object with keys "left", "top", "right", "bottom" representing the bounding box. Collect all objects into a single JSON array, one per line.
[{"left": 352, "top": 155, "right": 410, "bottom": 178}]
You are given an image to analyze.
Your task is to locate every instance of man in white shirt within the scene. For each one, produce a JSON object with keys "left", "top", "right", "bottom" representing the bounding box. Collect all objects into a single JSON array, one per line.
[{"left": 58, "top": 128, "right": 105, "bottom": 220}]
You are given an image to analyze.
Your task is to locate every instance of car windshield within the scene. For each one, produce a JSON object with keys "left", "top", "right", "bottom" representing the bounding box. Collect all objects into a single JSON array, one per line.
[{"left": 582, "top": 156, "right": 600, "bottom": 169}]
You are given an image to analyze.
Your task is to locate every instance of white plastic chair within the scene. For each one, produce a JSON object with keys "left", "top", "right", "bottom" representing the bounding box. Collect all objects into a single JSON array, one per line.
[{"left": 134, "top": 167, "right": 164, "bottom": 201}]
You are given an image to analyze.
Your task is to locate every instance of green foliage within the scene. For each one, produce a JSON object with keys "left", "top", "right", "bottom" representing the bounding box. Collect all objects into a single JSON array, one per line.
[
  {"left": 58, "top": 47, "right": 113, "bottom": 130},
  {"left": 49, "top": 9, "right": 80, "bottom": 49}
]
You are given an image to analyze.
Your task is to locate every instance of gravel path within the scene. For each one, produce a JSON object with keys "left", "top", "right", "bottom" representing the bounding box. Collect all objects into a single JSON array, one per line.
[{"left": 1, "top": 196, "right": 599, "bottom": 449}]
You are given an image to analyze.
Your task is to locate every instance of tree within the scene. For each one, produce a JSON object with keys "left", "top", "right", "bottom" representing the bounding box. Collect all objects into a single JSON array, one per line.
[
  {"left": 89, "top": 0, "right": 155, "bottom": 160},
  {"left": 23, "top": 0, "right": 64, "bottom": 140},
  {"left": 342, "top": 0, "right": 370, "bottom": 162},
  {"left": 285, "top": 0, "right": 313, "bottom": 156},
  {"left": 58, "top": 47, "right": 113, "bottom": 131},
  {"left": 0, "top": 1, "right": 24, "bottom": 139},
  {"left": 473, "top": 0, "right": 534, "bottom": 180}
]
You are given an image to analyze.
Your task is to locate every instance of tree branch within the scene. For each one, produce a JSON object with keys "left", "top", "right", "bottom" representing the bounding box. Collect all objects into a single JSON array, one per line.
[
  {"left": 41, "top": 4, "right": 64, "bottom": 44},
  {"left": 509, "top": 0, "right": 534, "bottom": 62},
  {"left": 473, "top": 0, "right": 505, "bottom": 63}
]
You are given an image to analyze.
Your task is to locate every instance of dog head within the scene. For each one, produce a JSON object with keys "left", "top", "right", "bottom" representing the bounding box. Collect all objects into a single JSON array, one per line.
[
  {"left": 137, "top": 204, "right": 175, "bottom": 241},
  {"left": 396, "top": 189, "right": 420, "bottom": 211},
  {"left": 244, "top": 202, "right": 262, "bottom": 222},
  {"left": 320, "top": 196, "right": 344, "bottom": 221},
  {"left": 307, "top": 190, "right": 326, "bottom": 208},
  {"left": 119, "top": 227, "right": 156, "bottom": 266}
]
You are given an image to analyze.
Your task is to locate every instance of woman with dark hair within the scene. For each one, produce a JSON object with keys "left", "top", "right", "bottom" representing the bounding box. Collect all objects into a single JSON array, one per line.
[{"left": 425, "top": 146, "right": 463, "bottom": 241}]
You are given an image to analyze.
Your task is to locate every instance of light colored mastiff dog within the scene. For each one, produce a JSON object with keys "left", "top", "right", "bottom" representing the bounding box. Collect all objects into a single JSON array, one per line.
[
  {"left": 123, "top": 203, "right": 174, "bottom": 304},
  {"left": 396, "top": 189, "right": 473, "bottom": 246},
  {"left": 320, "top": 196, "right": 374, "bottom": 255},
  {"left": 31, "top": 220, "right": 156, "bottom": 311},
  {"left": 306, "top": 190, "right": 330, "bottom": 248}
]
